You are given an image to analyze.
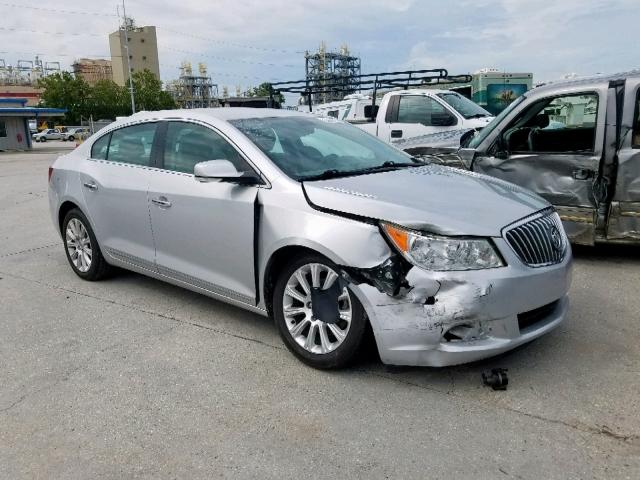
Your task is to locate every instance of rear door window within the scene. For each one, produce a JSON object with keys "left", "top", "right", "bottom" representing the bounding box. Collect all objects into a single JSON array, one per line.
[{"left": 107, "top": 123, "right": 157, "bottom": 166}]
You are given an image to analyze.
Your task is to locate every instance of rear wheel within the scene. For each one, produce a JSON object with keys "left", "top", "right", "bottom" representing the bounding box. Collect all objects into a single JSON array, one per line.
[
  {"left": 62, "top": 208, "right": 111, "bottom": 281},
  {"left": 273, "top": 253, "right": 367, "bottom": 369},
  {"left": 68, "top": 135, "right": 75, "bottom": 141}
]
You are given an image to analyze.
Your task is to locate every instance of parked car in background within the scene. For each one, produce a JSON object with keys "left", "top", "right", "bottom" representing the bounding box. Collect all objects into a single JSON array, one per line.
[
  {"left": 33, "top": 128, "right": 63, "bottom": 142},
  {"left": 456, "top": 70, "right": 640, "bottom": 246},
  {"left": 62, "top": 128, "right": 90, "bottom": 142},
  {"left": 48, "top": 108, "right": 571, "bottom": 369}
]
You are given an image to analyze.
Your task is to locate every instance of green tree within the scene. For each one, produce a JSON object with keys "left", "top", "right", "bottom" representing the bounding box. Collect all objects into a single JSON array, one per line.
[
  {"left": 129, "top": 69, "right": 176, "bottom": 112},
  {"left": 89, "top": 80, "right": 130, "bottom": 120},
  {"left": 38, "top": 72, "right": 92, "bottom": 124},
  {"left": 246, "top": 82, "right": 284, "bottom": 105},
  {"left": 39, "top": 69, "right": 176, "bottom": 124}
]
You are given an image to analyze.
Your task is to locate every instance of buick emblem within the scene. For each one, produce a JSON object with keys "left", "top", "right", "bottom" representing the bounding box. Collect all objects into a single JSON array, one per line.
[{"left": 549, "top": 226, "right": 562, "bottom": 251}]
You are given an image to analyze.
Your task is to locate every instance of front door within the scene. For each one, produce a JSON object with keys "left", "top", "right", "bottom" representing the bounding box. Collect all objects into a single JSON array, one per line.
[
  {"left": 147, "top": 121, "right": 258, "bottom": 305},
  {"left": 80, "top": 122, "right": 158, "bottom": 270},
  {"left": 384, "top": 94, "right": 458, "bottom": 143},
  {"left": 606, "top": 78, "right": 640, "bottom": 241},
  {"left": 472, "top": 90, "right": 606, "bottom": 245}
]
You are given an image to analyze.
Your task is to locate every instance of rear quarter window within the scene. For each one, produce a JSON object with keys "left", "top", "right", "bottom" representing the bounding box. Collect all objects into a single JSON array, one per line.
[
  {"left": 633, "top": 88, "right": 640, "bottom": 148},
  {"left": 91, "top": 133, "right": 110, "bottom": 160}
]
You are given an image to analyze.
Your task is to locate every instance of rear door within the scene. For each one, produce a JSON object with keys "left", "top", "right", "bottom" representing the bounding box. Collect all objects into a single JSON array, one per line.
[
  {"left": 385, "top": 94, "right": 459, "bottom": 143},
  {"left": 472, "top": 89, "right": 606, "bottom": 245},
  {"left": 147, "top": 120, "right": 259, "bottom": 305},
  {"left": 80, "top": 122, "right": 158, "bottom": 270},
  {"left": 606, "top": 78, "right": 640, "bottom": 241}
]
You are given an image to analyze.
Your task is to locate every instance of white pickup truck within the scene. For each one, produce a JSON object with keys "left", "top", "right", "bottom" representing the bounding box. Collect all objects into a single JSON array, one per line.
[{"left": 303, "top": 89, "right": 494, "bottom": 144}]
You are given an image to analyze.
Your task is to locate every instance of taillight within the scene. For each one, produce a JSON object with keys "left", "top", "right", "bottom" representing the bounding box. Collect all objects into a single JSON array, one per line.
[{"left": 48, "top": 167, "right": 53, "bottom": 182}]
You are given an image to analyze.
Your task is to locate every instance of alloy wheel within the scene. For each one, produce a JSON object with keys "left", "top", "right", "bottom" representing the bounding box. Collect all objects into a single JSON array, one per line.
[
  {"left": 282, "top": 263, "right": 352, "bottom": 355},
  {"left": 66, "top": 218, "right": 93, "bottom": 272}
]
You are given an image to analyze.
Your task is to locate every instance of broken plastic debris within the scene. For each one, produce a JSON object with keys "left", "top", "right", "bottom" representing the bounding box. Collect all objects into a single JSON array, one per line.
[{"left": 482, "top": 368, "right": 508, "bottom": 390}]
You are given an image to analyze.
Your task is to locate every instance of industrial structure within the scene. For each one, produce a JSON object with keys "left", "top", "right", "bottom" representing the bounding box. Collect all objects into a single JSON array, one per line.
[
  {"left": 168, "top": 62, "right": 219, "bottom": 109},
  {"left": 109, "top": 19, "right": 160, "bottom": 86},
  {"left": 72, "top": 58, "right": 113, "bottom": 85},
  {"left": 304, "top": 42, "right": 361, "bottom": 104},
  {"left": 0, "top": 57, "right": 61, "bottom": 106}
]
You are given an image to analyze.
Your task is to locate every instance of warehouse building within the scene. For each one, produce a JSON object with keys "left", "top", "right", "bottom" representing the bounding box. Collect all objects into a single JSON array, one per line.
[{"left": 0, "top": 98, "right": 65, "bottom": 151}]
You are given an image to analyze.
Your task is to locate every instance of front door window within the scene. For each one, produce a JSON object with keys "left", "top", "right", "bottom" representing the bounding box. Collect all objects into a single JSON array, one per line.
[{"left": 503, "top": 93, "right": 598, "bottom": 154}]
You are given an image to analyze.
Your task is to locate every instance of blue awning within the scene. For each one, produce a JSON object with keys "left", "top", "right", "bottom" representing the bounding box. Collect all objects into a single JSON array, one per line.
[{"left": 0, "top": 107, "right": 67, "bottom": 117}]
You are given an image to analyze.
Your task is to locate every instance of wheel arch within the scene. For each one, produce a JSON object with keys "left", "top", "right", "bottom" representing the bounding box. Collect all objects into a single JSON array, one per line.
[
  {"left": 58, "top": 200, "right": 82, "bottom": 235},
  {"left": 262, "top": 245, "right": 326, "bottom": 318}
]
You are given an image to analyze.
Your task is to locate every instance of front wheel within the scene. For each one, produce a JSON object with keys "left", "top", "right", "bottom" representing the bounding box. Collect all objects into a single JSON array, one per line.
[{"left": 273, "top": 253, "right": 367, "bottom": 369}]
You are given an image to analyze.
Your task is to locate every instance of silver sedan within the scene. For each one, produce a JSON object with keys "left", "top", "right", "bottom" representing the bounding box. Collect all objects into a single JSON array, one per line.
[{"left": 48, "top": 108, "right": 572, "bottom": 369}]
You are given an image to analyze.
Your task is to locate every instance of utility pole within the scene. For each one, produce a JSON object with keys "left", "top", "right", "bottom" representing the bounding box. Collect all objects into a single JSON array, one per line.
[{"left": 119, "top": 0, "right": 136, "bottom": 113}]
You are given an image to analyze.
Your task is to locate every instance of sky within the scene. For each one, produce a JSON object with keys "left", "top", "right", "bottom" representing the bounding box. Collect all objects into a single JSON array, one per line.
[{"left": 1, "top": 0, "right": 637, "bottom": 104}]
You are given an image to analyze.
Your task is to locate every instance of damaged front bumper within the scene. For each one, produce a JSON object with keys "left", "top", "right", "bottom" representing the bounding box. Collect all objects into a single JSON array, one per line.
[{"left": 348, "top": 237, "right": 572, "bottom": 367}]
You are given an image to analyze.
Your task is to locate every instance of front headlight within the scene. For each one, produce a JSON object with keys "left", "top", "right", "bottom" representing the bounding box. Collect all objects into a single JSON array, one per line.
[{"left": 381, "top": 222, "right": 504, "bottom": 271}]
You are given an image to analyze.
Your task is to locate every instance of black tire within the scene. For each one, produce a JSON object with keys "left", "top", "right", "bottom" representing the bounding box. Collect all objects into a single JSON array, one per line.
[
  {"left": 62, "top": 208, "right": 111, "bottom": 281},
  {"left": 68, "top": 136, "right": 75, "bottom": 141},
  {"left": 40, "top": 137, "right": 46, "bottom": 142},
  {"left": 273, "top": 252, "right": 367, "bottom": 369}
]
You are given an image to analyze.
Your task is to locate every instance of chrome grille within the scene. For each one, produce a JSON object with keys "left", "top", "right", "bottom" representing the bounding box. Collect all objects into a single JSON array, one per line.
[{"left": 504, "top": 210, "right": 567, "bottom": 267}]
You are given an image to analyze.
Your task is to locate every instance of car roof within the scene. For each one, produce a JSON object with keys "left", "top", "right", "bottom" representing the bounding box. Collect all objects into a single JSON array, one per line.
[
  {"left": 127, "top": 107, "right": 309, "bottom": 123},
  {"left": 532, "top": 69, "right": 640, "bottom": 95}
]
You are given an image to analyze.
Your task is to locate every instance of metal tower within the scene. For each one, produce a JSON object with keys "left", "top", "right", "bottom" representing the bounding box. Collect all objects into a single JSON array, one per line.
[{"left": 304, "top": 42, "right": 361, "bottom": 104}]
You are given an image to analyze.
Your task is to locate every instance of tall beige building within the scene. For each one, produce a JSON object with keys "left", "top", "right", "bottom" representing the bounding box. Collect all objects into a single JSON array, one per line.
[{"left": 109, "top": 25, "right": 160, "bottom": 86}]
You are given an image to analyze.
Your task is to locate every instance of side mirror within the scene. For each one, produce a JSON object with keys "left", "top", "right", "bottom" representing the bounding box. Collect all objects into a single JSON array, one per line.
[
  {"left": 459, "top": 129, "right": 476, "bottom": 148},
  {"left": 194, "top": 160, "right": 261, "bottom": 186}
]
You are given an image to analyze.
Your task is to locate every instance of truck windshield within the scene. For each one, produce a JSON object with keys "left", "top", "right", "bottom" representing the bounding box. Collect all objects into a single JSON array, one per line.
[
  {"left": 467, "top": 95, "right": 527, "bottom": 149},
  {"left": 231, "top": 116, "right": 418, "bottom": 181},
  {"left": 436, "top": 92, "right": 492, "bottom": 119}
]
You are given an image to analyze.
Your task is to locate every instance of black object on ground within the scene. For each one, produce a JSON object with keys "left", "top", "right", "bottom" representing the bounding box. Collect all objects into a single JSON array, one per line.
[{"left": 482, "top": 368, "right": 509, "bottom": 390}]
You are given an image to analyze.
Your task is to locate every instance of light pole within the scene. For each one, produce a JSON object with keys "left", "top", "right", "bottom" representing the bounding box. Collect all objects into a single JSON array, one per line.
[{"left": 120, "top": 0, "right": 136, "bottom": 113}]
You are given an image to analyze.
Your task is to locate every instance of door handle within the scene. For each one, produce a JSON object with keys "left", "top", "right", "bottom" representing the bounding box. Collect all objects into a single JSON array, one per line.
[
  {"left": 152, "top": 196, "right": 172, "bottom": 208},
  {"left": 83, "top": 181, "right": 98, "bottom": 191},
  {"left": 390, "top": 129, "right": 403, "bottom": 139},
  {"left": 572, "top": 168, "right": 593, "bottom": 180}
]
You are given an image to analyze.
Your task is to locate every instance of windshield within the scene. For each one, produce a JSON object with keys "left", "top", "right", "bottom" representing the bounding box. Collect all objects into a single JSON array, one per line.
[
  {"left": 467, "top": 95, "right": 527, "bottom": 148},
  {"left": 231, "top": 116, "right": 417, "bottom": 180},
  {"left": 436, "top": 92, "right": 492, "bottom": 119}
]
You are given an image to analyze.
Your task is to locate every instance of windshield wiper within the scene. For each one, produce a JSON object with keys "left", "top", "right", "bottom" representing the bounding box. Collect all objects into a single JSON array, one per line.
[
  {"left": 300, "top": 161, "right": 422, "bottom": 182},
  {"left": 466, "top": 113, "right": 491, "bottom": 119}
]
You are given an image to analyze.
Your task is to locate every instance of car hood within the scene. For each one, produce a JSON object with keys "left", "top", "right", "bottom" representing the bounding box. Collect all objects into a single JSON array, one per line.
[{"left": 303, "top": 164, "right": 550, "bottom": 237}]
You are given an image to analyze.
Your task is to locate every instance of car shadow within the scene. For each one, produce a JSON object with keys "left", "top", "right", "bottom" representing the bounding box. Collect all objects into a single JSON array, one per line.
[{"left": 571, "top": 242, "right": 640, "bottom": 263}]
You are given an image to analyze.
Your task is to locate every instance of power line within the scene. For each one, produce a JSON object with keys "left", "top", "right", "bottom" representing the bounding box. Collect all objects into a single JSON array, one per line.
[
  {"left": 160, "top": 46, "right": 298, "bottom": 68},
  {"left": 0, "top": 26, "right": 105, "bottom": 37},
  {"left": 0, "top": 2, "right": 117, "bottom": 17},
  {"left": 158, "top": 27, "right": 307, "bottom": 55}
]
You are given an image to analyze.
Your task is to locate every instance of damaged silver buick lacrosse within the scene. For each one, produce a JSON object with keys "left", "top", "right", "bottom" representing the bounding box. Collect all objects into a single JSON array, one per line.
[{"left": 48, "top": 108, "right": 572, "bottom": 369}]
